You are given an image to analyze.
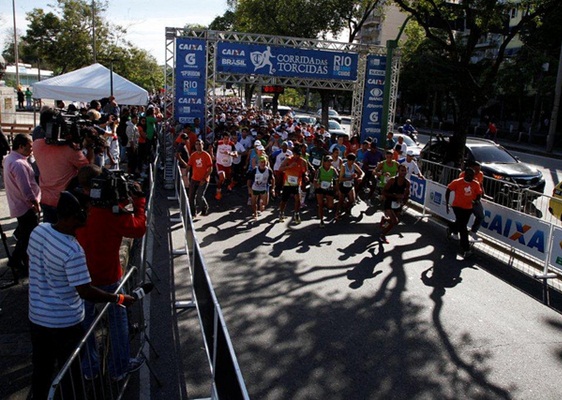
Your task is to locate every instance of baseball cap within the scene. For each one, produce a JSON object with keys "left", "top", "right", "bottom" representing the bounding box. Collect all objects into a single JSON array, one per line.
[
  {"left": 254, "top": 140, "right": 262, "bottom": 146},
  {"left": 286, "top": 140, "right": 294, "bottom": 148},
  {"left": 256, "top": 144, "right": 265, "bottom": 150},
  {"left": 406, "top": 150, "right": 415, "bottom": 156}
]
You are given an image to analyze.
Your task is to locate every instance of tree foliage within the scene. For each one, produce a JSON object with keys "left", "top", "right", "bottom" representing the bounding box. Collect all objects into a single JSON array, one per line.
[
  {"left": 18, "top": 0, "right": 162, "bottom": 91},
  {"left": 394, "top": 0, "right": 560, "bottom": 159}
]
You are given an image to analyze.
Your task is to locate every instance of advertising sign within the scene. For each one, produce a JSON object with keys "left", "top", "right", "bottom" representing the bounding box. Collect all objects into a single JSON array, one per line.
[
  {"left": 479, "top": 199, "right": 550, "bottom": 261},
  {"left": 425, "top": 181, "right": 455, "bottom": 222},
  {"left": 409, "top": 175, "right": 426, "bottom": 205},
  {"left": 360, "top": 55, "right": 386, "bottom": 143},
  {"left": 175, "top": 38, "right": 207, "bottom": 128},
  {"left": 549, "top": 226, "right": 562, "bottom": 273},
  {"left": 216, "top": 42, "right": 358, "bottom": 81}
]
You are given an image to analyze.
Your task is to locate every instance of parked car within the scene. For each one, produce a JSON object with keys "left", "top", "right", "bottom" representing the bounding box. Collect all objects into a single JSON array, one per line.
[
  {"left": 295, "top": 114, "right": 316, "bottom": 126},
  {"left": 277, "top": 105, "right": 295, "bottom": 118},
  {"left": 316, "top": 120, "right": 348, "bottom": 141},
  {"left": 316, "top": 108, "right": 342, "bottom": 124},
  {"left": 548, "top": 181, "right": 562, "bottom": 221},
  {"left": 420, "top": 137, "right": 545, "bottom": 215}
]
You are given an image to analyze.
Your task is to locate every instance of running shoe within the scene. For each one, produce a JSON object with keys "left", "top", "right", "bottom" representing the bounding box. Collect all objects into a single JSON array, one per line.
[
  {"left": 379, "top": 234, "right": 389, "bottom": 244},
  {"left": 294, "top": 212, "right": 301, "bottom": 225},
  {"left": 279, "top": 214, "right": 285, "bottom": 222}
]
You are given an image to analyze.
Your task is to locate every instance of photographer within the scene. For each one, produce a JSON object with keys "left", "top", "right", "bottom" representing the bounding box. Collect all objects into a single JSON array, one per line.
[
  {"left": 33, "top": 114, "right": 96, "bottom": 223},
  {"left": 27, "top": 191, "right": 136, "bottom": 399},
  {"left": 75, "top": 165, "right": 147, "bottom": 381}
]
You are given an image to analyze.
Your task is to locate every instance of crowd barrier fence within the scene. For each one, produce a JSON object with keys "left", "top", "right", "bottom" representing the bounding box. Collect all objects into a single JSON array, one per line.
[{"left": 416, "top": 159, "right": 562, "bottom": 302}]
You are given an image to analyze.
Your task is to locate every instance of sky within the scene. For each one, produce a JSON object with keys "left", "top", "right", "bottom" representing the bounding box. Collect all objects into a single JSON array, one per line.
[{"left": 0, "top": 0, "right": 228, "bottom": 65}]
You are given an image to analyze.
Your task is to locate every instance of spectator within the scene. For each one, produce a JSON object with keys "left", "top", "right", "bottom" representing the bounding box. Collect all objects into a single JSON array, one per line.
[
  {"left": 25, "top": 87, "right": 33, "bottom": 110},
  {"left": 17, "top": 87, "right": 24, "bottom": 110},
  {"left": 3, "top": 134, "right": 41, "bottom": 276},
  {"left": 27, "top": 191, "right": 136, "bottom": 399},
  {"left": 76, "top": 165, "right": 146, "bottom": 382},
  {"left": 126, "top": 114, "right": 140, "bottom": 174}
]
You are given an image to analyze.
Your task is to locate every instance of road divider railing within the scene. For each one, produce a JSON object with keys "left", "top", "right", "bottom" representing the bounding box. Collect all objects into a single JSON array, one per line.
[{"left": 171, "top": 161, "right": 250, "bottom": 400}]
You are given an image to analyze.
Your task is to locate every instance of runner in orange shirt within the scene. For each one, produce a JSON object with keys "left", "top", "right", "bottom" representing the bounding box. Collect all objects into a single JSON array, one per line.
[
  {"left": 278, "top": 144, "right": 308, "bottom": 224},
  {"left": 445, "top": 168, "right": 482, "bottom": 258},
  {"left": 186, "top": 139, "right": 213, "bottom": 217}
]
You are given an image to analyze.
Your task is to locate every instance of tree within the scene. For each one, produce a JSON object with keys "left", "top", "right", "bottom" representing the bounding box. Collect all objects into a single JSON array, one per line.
[
  {"left": 19, "top": 0, "right": 162, "bottom": 92},
  {"left": 393, "top": 0, "right": 560, "bottom": 161}
]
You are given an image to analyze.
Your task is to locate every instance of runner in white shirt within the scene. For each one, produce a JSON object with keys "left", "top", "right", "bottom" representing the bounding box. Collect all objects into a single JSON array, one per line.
[
  {"left": 215, "top": 132, "right": 238, "bottom": 200},
  {"left": 247, "top": 157, "right": 275, "bottom": 221},
  {"left": 400, "top": 150, "right": 423, "bottom": 180}
]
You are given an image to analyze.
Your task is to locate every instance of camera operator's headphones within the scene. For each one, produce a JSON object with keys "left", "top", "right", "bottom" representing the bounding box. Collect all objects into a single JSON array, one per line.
[{"left": 57, "top": 191, "right": 88, "bottom": 224}]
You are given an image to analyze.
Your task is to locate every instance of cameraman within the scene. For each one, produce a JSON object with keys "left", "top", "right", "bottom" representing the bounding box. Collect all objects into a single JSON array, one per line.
[
  {"left": 33, "top": 115, "right": 95, "bottom": 223},
  {"left": 76, "top": 165, "right": 147, "bottom": 381}
]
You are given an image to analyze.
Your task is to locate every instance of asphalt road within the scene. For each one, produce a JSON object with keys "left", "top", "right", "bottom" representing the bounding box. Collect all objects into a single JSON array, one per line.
[{"left": 174, "top": 185, "right": 562, "bottom": 400}]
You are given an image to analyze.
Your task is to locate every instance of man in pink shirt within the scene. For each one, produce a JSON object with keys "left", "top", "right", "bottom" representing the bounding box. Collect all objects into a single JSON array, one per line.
[
  {"left": 3, "top": 134, "right": 41, "bottom": 276},
  {"left": 33, "top": 126, "right": 94, "bottom": 222}
]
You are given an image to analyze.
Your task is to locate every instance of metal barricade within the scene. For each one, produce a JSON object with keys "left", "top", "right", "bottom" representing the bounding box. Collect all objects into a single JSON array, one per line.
[
  {"left": 172, "top": 162, "right": 250, "bottom": 399},
  {"left": 47, "top": 267, "right": 144, "bottom": 400}
]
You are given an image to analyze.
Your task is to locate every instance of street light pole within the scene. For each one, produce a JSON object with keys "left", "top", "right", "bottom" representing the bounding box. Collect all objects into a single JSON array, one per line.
[
  {"left": 546, "top": 41, "right": 562, "bottom": 153},
  {"left": 92, "top": 0, "right": 97, "bottom": 63},
  {"left": 12, "top": 0, "right": 20, "bottom": 88}
]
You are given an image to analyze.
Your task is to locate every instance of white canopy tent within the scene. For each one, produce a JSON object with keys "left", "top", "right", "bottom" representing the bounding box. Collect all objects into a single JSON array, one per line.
[{"left": 32, "top": 63, "right": 148, "bottom": 105}]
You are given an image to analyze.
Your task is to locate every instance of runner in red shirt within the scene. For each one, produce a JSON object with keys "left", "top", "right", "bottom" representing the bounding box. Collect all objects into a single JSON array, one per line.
[{"left": 187, "top": 139, "right": 213, "bottom": 216}]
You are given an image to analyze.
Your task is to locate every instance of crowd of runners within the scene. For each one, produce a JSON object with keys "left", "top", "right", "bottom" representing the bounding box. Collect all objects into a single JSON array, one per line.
[{"left": 172, "top": 98, "right": 430, "bottom": 244}]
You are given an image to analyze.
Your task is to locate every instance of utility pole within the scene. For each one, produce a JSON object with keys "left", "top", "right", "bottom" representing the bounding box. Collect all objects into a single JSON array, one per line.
[{"left": 546, "top": 41, "right": 562, "bottom": 153}]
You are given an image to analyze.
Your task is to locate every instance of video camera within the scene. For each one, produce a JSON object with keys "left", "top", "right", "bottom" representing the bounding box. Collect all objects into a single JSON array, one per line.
[
  {"left": 44, "top": 111, "right": 105, "bottom": 151},
  {"left": 89, "top": 168, "right": 144, "bottom": 212}
]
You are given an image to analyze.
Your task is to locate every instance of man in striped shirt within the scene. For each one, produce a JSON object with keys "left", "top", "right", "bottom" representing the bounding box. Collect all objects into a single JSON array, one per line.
[{"left": 27, "top": 192, "right": 136, "bottom": 399}]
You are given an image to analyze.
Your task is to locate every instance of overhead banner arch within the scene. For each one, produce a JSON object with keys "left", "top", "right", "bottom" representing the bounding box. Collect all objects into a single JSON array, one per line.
[{"left": 165, "top": 29, "right": 400, "bottom": 143}]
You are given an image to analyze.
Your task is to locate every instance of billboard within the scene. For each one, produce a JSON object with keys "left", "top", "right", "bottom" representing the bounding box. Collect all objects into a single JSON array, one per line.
[
  {"left": 216, "top": 42, "right": 358, "bottom": 81},
  {"left": 175, "top": 38, "right": 207, "bottom": 129},
  {"left": 360, "top": 55, "right": 386, "bottom": 143}
]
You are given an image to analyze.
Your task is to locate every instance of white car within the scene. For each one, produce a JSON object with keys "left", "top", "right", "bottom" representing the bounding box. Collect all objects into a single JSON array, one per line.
[
  {"left": 316, "top": 108, "right": 342, "bottom": 124},
  {"left": 295, "top": 114, "right": 316, "bottom": 126}
]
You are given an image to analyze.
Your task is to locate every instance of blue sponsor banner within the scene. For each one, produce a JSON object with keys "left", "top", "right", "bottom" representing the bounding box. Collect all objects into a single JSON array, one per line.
[
  {"left": 409, "top": 175, "right": 426, "bottom": 205},
  {"left": 216, "top": 42, "right": 358, "bottom": 81},
  {"left": 175, "top": 38, "right": 207, "bottom": 130},
  {"left": 360, "top": 55, "right": 386, "bottom": 144}
]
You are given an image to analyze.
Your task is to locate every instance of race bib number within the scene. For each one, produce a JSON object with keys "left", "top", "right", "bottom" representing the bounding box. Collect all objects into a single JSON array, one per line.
[
  {"left": 343, "top": 180, "right": 353, "bottom": 188},
  {"left": 320, "top": 181, "right": 331, "bottom": 189},
  {"left": 221, "top": 157, "right": 230, "bottom": 164},
  {"left": 312, "top": 158, "right": 321, "bottom": 166},
  {"left": 287, "top": 175, "right": 298, "bottom": 186}
]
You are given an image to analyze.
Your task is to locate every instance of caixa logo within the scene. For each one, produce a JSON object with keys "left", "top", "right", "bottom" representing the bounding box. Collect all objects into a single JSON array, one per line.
[{"left": 481, "top": 211, "right": 545, "bottom": 253}]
